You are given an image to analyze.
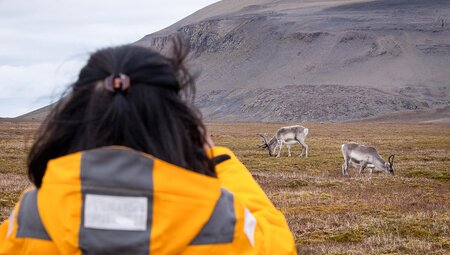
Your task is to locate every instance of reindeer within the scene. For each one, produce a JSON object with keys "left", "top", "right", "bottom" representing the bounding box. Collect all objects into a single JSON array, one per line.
[
  {"left": 341, "top": 142, "right": 395, "bottom": 175},
  {"left": 258, "top": 125, "right": 309, "bottom": 158}
]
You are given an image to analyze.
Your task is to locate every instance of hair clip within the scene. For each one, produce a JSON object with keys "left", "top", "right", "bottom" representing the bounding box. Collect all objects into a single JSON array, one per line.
[{"left": 104, "top": 74, "right": 130, "bottom": 93}]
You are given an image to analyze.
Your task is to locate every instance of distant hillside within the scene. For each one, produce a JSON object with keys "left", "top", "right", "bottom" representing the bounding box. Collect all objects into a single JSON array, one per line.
[
  {"left": 135, "top": 0, "right": 450, "bottom": 121},
  {"left": 196, "top": 85, "right": 450, "bottom": 122},
  {"left": 137, "top": 0, "right": 450, "bottom": 91},
  {"left": 11, "top": 0, "right": 450, "bottom": 122},
  {"left": 360, "top": 105, "right": 450, "bottom": 123},
  {"left": 11, "top": 104, "right": 53, "bottom": 122}
]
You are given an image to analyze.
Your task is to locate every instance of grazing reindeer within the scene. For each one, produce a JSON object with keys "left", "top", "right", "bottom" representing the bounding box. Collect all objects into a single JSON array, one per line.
[
  {"left": 341, "top": 142, "right": 395, "bottom": 175},
  {"left": 258, "top": 125, "right": 309, "bottom": 157}
]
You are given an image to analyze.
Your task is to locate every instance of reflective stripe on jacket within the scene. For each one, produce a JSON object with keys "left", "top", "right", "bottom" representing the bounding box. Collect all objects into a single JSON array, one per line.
[{"left": 0, "top": 146, "right": 296, "bottom": 255}]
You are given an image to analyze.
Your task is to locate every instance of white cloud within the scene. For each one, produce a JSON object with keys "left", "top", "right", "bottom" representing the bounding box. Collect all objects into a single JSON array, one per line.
[
  {"left": 0, "top": 59, "right": 85, "bottom": 116},
  {"left": 0, "top": 0, "right": 217, "bottom": 117}
]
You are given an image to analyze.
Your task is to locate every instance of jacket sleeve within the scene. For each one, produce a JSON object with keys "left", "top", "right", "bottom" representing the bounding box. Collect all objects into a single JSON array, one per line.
[
  {"left": 0, "top": 194, "right": 61, "bottom": 255},
  {"left": 0, "top": 206, "right": 20, "bottom": 254},
  {"left": 209, "top": 147, "right": 297, "bottom": 255},
  {"left": 0, "top": 219, "right": 9, "bottom": 248}
]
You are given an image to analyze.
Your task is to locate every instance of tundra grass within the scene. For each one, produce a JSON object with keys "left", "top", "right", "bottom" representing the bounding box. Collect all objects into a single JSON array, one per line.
[
  {"left": 208, "top": 122, "right": 450, "bottom": 254},
  {"left": 0, "top": 121, "right": 449, "bottom": 254}
]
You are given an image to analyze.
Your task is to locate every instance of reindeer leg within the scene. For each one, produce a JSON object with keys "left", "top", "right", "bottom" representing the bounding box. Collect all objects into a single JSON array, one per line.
[
  {"left": 277, "top": 141, "right": 283, "bottom": 158},
  {"left": 287, "top": 144, "right": 291, "bottom": 157},
  {"left": 359, "top": 161, "right": 368, "bottom": 175},
  {"left": 273, "top": 143, "right": 279, "bottom": 156},
  {"left": 296, "top": 139, "right": 303, "bottom": 157},
  {"left": 298, "top": 140, "right": 308, "bottom": 158},
  {"left": 342, "top": 157, "right": 349, "bottom": 175},
  {"left": 341, "top": 164, "right": 346, "bottom": 175}
]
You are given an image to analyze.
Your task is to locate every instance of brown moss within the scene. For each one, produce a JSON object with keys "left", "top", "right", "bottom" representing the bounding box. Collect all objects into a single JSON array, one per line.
[{"left": 327, "top": 228, "right": 364, "bottom": 243}]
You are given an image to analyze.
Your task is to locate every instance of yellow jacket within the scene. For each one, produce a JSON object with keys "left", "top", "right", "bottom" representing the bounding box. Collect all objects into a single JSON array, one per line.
[{"left": 0, "top": 146, "right": 296, "bottom": 255}]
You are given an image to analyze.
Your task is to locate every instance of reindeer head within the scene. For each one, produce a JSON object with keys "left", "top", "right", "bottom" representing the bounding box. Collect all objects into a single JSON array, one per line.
[
  {"left": 258, "top": 133, "right": 276, "bottom": 156},
  {"left": 385, "top": 154, "right": 395, "bottom": 175}
]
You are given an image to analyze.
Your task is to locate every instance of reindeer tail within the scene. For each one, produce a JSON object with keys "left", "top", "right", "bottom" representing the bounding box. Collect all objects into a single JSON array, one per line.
[{"left": 303, "top": 128, "right": 309, "bottom": 137}]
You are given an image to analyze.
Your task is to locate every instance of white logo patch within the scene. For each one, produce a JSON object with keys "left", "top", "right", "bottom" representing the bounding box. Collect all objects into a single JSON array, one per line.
[
  {"left": 244, "top": 208, "right": 257, "bottom": 247},
  {"left": 84, "top": 194, "right": 148, "bottom": 231}
]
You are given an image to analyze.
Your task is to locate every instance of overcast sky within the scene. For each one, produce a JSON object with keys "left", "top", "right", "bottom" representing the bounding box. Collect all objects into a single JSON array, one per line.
[{"left": 0, "top": 0, "right": 217, "bottom": 117}]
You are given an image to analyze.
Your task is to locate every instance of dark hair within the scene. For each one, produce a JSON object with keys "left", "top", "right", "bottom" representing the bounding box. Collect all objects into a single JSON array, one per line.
[{"left": 28, "top": 38, "right": 215, "bottom": 188}]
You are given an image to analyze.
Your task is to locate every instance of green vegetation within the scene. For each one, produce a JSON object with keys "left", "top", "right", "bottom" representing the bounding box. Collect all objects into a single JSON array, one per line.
[{"left": 1, "top": 121, "right": 449, "bottom": 254}]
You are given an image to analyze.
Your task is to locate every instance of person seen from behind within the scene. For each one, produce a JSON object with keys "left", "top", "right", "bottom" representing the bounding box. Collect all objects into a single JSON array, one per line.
[{"left": 0, "top": 37, "right": 297, "bottom": 255}]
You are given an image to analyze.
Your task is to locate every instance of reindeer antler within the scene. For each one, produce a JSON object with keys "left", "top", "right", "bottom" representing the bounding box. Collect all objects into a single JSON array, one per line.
[
  {"left": 388, "top": 154, "right": 395, "bottom": 165},
  {"left": 257, "top": 143, "right": 268, "bottom": 148},
  {"left": 257, "top": 133, "right": 269, "bottom": 149}
]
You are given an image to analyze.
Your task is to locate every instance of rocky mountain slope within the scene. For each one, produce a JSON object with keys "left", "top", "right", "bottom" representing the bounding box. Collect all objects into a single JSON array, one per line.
[
  {"left": 136, "top": 0, "right": 450, "bottom": 121},
  {"left": 10, "top": 0, "right": 450, "bottom": 122},
  {"left": 196, "top": 85, "right": 444, "bottom": 122}
]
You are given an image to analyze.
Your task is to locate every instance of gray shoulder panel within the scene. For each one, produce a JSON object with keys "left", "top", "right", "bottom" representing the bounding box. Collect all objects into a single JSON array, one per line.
[
  {"left": 191, "top": 188, "right": 236, "bottom": 245},
  {"left": 80, "top": 148, "right": 154, "bottom": 191},
  {"left": 16, "top": 189, "right": 51, "bottom": 241}
]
